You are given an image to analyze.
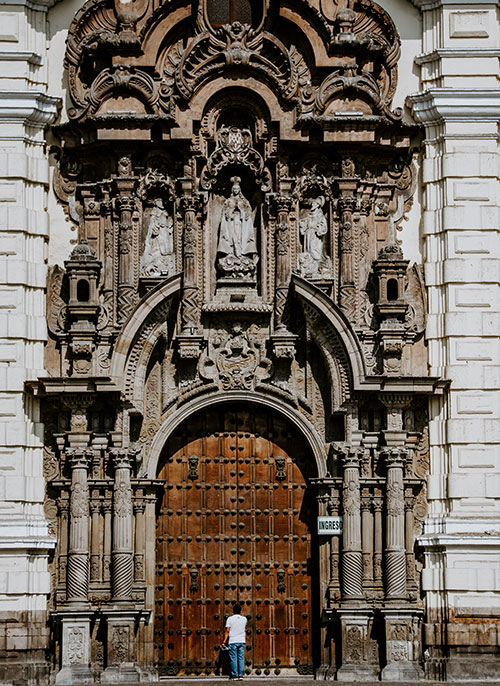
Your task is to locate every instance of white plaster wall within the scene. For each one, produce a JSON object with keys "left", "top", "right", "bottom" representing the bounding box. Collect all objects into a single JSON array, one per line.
[
  {"left": 407, "top": 0, "right": 500, "bottom": 645},
  {"left": 0, "top": 0, "right": 58, "bottom": 619}
]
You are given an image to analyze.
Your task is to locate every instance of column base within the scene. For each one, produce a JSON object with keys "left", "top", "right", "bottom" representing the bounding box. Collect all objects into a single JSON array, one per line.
[
  {"left": 101, "top": 663, "right": 142, "bottom": 683},
  {"left": 54, "top": 611, "right": 94, "bottom": 686},
  {"left": 382, "top": 606, "right": 424, "bottom": 682},
  {"left": 337, "top": 664, "right": 379, "bottom": 681},
  {"left": 101, "top": 609, "right": 154, "bottom": 682},
  {"left": 335, "top": 607, "right": 381, "bottom": 681},
  {"left": 381, "top": 661, "right": 423, "bottom": 681},
  {"left": 56, "top": 665, "right": 93, "bottom": 685}
]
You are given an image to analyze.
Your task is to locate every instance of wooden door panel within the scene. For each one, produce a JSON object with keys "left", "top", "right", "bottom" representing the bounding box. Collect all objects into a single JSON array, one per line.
[{"left": 155, "top": 407, "right": 315, "bottom": 676}]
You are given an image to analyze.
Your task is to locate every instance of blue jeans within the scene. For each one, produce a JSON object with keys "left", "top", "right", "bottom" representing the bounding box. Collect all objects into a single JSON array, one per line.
[{"left": 228, "top": 642, "right": 245, "bottom": 677}]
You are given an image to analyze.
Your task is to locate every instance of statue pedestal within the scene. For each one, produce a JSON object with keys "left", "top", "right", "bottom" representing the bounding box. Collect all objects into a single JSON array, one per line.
[
  {"left": 380, "top": 607, "right": 424, "bottom": 681},
  {"left": 335, "top": 607, "right": 380, "bottom": 681},
  {"left": 100, "top": 609, "right": 155, "bottom": 683},
  {"left": 55, "top": 612, "right": 94, "bottom": 685}
]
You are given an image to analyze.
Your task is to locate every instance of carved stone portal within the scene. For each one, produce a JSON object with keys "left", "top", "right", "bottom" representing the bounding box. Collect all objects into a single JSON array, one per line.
[{"left": 44, "top": 0, "right": 439, "bottom": 681}]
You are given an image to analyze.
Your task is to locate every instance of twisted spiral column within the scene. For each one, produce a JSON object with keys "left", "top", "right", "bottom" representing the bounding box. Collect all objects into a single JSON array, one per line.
[
  {"left": 384, "top": 448, "right": 407, "bottom": 599},
  {"left": 67, "top": 449, "right": 91, "bottom": 604},
  {"left": 341, "top": 448, "right": 363, "bottom": 599},
  {"left": 111, "top": 449, "right": 134, "bottom": 601}
]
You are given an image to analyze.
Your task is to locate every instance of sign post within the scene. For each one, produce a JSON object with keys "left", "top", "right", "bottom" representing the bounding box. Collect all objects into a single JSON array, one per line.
[{"left": 317, "top": 516, "right": 343, "bottom": 535}]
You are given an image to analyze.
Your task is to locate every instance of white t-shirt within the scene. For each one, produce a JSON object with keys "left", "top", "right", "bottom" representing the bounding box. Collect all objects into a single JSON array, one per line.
[{"left": 225, "top": 614, "right": 247, "bottom": 644}]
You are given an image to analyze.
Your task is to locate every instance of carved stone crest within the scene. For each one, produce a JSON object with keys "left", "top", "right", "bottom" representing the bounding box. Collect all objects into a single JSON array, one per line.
[{"left": 199, "top": 323, "right": 272, "bottom": 391}]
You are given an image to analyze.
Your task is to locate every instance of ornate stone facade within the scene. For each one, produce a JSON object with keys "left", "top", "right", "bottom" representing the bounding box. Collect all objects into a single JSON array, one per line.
[{"left": 0, "top": 0, "right": 498, "bottom": 682}]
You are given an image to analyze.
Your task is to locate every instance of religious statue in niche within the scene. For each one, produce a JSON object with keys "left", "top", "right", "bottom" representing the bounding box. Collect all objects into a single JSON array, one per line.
[
  {"left": 297, "top": 196, "right": 332, "bottom": 278},
  {"left": 217, "top": 176, "right": 258, "bottom": 281},
  {"left": 140, "top": 199, "right": 175, "bottom": 277}
]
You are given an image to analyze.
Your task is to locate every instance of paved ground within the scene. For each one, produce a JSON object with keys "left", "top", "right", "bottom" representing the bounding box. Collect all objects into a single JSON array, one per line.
[{"left": 88, "top": 681, "right": 500, "bottom": 685}]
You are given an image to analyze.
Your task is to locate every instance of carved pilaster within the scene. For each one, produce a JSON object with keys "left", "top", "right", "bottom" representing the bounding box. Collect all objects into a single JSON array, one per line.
[
  {"left": 384, "top": 448, "right": 407, "bottom": 600},
  {"left": 372, "top": 495, "right": 383, "bottom": 585},
  {"left": 57, "top": 496, "right": 70, "bottom": 588},
  {"left": 404, "top": 491, "right": 417, "bottom": 589},
  {"left": 273, "top": 194, "right": 293, "bottom": 331},
  {"left": 328, "top": 492, "right": 341, "bottom": 589},
  {"left": 134, "top": 496, "right": 146, "bottom": 582},
  {"left": 361, "top": 493, "right": 373, "bottom": 584},
  {"left": 66, "top": 449, "right": 92, "bottom": 606},
  {"left": 338, "top": 192, "right": 357, "bottom": 320},
  {"left": 103, "top": 499, "right": 112, "bottom": 583},
  {"left": 340, "top": 448, "right": 363, "bottom": 600},
  {"left": 111, "top": 450, "right": 134, "bottom": 602},
  {"left": 116, "top": 187, "right": 137, "bottom": 325},
  {"left": 180, "top": 194, "right": 201, "bottom": 335},
  {"left": 90, "top": 498, "right": 101, "bottom": 583}
]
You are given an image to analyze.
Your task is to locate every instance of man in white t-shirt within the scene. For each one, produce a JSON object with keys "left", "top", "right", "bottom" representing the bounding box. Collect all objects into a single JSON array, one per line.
[{"left": 223, "top": 603, "right": 247, "bottom": 680}]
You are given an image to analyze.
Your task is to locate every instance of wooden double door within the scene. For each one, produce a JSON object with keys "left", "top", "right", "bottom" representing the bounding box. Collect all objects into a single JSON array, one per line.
[{"left": 155, "top": 406, "right": 317, "bottom": 676}]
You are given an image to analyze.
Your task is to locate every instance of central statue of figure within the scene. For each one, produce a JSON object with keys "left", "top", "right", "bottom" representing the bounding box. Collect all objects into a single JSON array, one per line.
[{"left": 217, "top": 176, "right": 258, "bottom": 281}]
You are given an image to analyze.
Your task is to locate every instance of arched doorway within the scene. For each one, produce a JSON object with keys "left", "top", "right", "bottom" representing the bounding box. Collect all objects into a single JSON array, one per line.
[{"left": 155, "top": 403, "right": 318, "bottom": 677}]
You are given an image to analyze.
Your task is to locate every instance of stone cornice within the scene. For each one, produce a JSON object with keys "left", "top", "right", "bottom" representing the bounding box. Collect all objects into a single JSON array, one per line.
[
  {"left": 411, "top": 0, "right": 500, "bottom": 9},
  {"left": 415, "top": 49, "right": 500, "bottom": 64},
  {"left": 407, "top": 88, "right": 500, "bottom": 125},
  {"left": 0, "top": 91, "right": 60, "bottom": 126},
  {"left": 1, "top": 0, "right": 59, "bottom": 11}
]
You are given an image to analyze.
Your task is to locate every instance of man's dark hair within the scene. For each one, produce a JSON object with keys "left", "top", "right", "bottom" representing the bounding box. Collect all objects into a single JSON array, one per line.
[{"left": 233, "top": 603, "right": 241, "bottom": 614}]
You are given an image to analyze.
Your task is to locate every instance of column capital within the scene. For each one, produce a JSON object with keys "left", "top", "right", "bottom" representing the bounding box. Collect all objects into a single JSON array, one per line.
[
  {"left": 66, "top": 448, "right": 92, "bottom": 470},
  {"left": 110, "top": 449, "right": 133, "bottom": 471},
  {"left": 382, "top": 447, "right": 407, "bottom": 469},
  {"left": 338, "top": 446, "right": 364, "bottom": 469}
]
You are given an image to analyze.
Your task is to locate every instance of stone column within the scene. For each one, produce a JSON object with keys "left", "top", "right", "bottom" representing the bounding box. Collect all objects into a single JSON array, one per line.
[
  {"left": 404, "top": 490, "right": 416, "bottom": 590},
  {"left": 361, "top": 492, "right": 373, "bottom": 584},
  {"left": 384, "top": 448, "right": 407, "bottom": 600},
  {"left": 103, "top": 498, "right": 112, "bottom": 583},
  {"left": 111, "top": 449, "right": 134, "bottom": 602},
  {"left": 90, "top": 497, "right": 101, "bottom": 583},
  {"left": 134, "top": 494, "right": 146, "bottom": 582},
  {"left": 66, "top": 449, "right": 91, "bottom": 605},
  {"left": 340, "top": 448, "right": 363, "bottom": 600},
  {"left": 57, "top": 496, "right": 69, "bottom": 589},
  {"left": 372, "top": 494, "right": 383, "bottom": 585},
  {"left": 328, "top": 490, "right": 341, "bottom": 591}
]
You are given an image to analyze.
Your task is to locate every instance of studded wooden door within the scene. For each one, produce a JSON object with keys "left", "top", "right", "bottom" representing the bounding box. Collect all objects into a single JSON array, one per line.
[{"left": 155, "top": 405, "right": 316, "bottom": 677}]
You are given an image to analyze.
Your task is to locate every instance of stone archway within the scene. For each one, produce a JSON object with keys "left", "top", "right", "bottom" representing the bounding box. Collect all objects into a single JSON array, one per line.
[{"left": 154, "top": 402, "right": 320, "bottom": 677}]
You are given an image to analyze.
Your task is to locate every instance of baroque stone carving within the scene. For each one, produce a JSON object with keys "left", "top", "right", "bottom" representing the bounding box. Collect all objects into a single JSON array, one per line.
[
  {"left": 199, "top": 323, "right": 272, "bottom": 391},
  {"left": 67, "top": 627, "right": 85, "bottom": 665},
  {"left": 298, "top": 196, "right": 332, "bottom": 279},
  {"left": 217, "top": 178, "right": 258, "bottom": 282},
  {"left": 140, "top": 199, "right": 175, "bottom": 277}
]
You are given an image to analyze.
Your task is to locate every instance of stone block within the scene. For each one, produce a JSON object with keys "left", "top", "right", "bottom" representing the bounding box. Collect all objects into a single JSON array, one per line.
[
  {"left": 448, "top": 473, "right": 485, "bottom": 498},
  {"left": 0, "top": 13, "right": 20, "bottom": 42},
  {"left": 455, "top": 445, "right": 498, "bottom": 470},
  {"left": 454, "top": 390, "right": 500, "bottom": 417},
  {"left": 485, "top": 472, "right": 500, "bottom": 498}
]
